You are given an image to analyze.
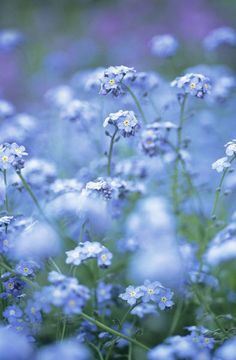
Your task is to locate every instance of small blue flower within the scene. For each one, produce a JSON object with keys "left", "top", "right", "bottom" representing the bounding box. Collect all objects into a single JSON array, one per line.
[
  {"left": 140, "top": 280, "right": 162, "bottom": 302},
  {"left": 96, "top": 282, "right": 113, "bottom": 303},
  {"left": 103, "top": 110, "right": 139, "bottom": 138},
  {"left": 171, "top": 73, "right": 211, "bottom": 99},
  {"left": 119, "top": 285, "right": 143, "bottom": 306},
  {"left": 15, "top": 260, "right": 39, "bottom": 277},
  {"left": 3, "top": 305, "right": 23, "bottom": 323},
  {"left": 156, "top": 288, "right": 174, "bottom": 310},
  {"left": 97, "top": 248, "right": 113, "bottom": 268},
  {"left": 99, "top": 65, "right": 135, "bottom": 96}
]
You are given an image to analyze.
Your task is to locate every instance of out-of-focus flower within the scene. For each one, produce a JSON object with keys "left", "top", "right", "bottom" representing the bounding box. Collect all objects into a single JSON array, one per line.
[
  {"left": 212, "top": 156, "right": 231, "bottom": 172},
  {"left": 203, "top": 27, "right": 236, "bottom": 51},
  {"left": 225, "top": 139, "right": 236, "bottom": 156},
  {"left": 171, "top": 73, "right": 211, "bottom": 98},
  {"left": 13, "top": 221, "right": 61, "bottom": 260},
  {"left": 214, "top": 336, "right": 236, "bottom": 360},
  {"left": 0, "top": 326, "right": 33, "bottom": 360},
  {"left": 0, "top": 29, "right": 24, "bottom": 52},
  {"left": 150, "top": 34, "right": 178, "bottom": 58},
  {"left": 66, "top": 241, "right": 112, "bottom": 269},
  {"left": 205, "top": 221, "right": 236, "bottom": 266},
  {"left": 0, "top": 99, "right": 15, "bottom": 119},
  {"left": 36, "top": 339, "right": 90, "bottom": 360}
]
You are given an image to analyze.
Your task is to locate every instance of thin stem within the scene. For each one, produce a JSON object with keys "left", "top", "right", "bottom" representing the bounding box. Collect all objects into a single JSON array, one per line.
[
  {"left": 192, "top": 285, "right": 228, "bottom": 336},
  {"left": 211, "top": 154, "right": 236, "bottom": 217},
  {"left": 17, "top": 172, "right": 45, "bottom": 218},
  {"left": 128, "top": 343, "right": 132, "bottom": 360},
  {"left": 123, "top": 84, "right": 147, "bottom": 124},
  {"left": 49, "top": 257, "right": 62, "bottom": 274},
  {"left": 60, "top": 317, "right": 67, "bottom": 341},
  {"left": 3, "top": 170, "right": 9, "bottom": 212},
  {"left": 88, "top": 342, "right": 105, "bottom": 360},
  {"left": 80, "top": 312, "right": 149, "bottom": 352},
  {"left": 172, "top": 95, "right": 187, "bottom": 213},
  {"left": 105, "top": 303, "right": 140, "bottom": 360},
  {"left": 168, "top": 297, "right": 184, "bottom": 336},
  {"left": 107, "top": 128, "right": 118, "bottom": 176}
]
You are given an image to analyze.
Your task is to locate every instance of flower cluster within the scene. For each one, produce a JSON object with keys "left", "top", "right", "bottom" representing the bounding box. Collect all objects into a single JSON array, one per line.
[
  {"left": 171, "top": 73, "right": 211, "bottom": 98},
  {"left": 148, "top": 326, "right": 215, "bottom": 360},
  {"left": 103, "top": 110, "right": 139, "bottom": 137},
  {"left": 66, "top": 241, "right": 113, "bottom": 268},
  {"left": 141, "top": 121, "right": 176, "bottom": 157},
  {"left": 0, "top": 142, "right": 27, "bottom": 171},
  {"left": 35, "top": 272, "right": 90, "bottom": 315},
  {"left": 212, "top": 139, "right": 236, "bottom": 173},
  {"left": 119, "top": 280, "right": 174, "bottom": 311},
  {"left": 203, "top": 26, "right": 236, "bottom": 51},
  {"left": 99, "top": 65, "right": 135, "bottom": 96},
  {"left": 150, "top": 34, "right": 178, "bottom": 58}
]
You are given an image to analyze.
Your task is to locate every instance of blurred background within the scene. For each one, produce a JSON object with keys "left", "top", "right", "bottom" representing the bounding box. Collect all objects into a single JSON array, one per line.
[{"left": 0, "top": 0, "right": 236, "bottom": 106}]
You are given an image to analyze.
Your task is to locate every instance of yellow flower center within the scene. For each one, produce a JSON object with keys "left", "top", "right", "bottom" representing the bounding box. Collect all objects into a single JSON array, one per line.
[
  {"left": 31, "top": 307, "right": 36, "bottom": 314},
  {"left": 148, "top": 288, "right": 154, "bottom": 294},
  {"left": 15, "top": 148, "right": 21, "bottom": 154},
  {"left": 190, "top": 82, "right": 196, "bottom": 89},
  {"left": 123, "top": 119, "right": 130, "bottom": 127},
  {"left": 69, "top": 300, "right": 76, "bottom": 307},
  {"left": 2, "top": 155, "right": 9, "bottom": 162},
  {"left": 8, "top": 282, "right": 14, "bottom": 289},
  {"left": 9, "top": 310, "right": 16, "bottom": 315},
  {"left": 23, "top": 267, "right": 29, "bottom": 273},
  {"left": 130, "top": 291, "right": 136, "bottom": 297},
  {"left": 161, "top": 296, "right": 167, "bottom": 302},
  {"left": 109, "top": 79, "right": 115, "bottom": 85},
  {"left": 101, "top": 254, "right": 107, "bottom": 261}
]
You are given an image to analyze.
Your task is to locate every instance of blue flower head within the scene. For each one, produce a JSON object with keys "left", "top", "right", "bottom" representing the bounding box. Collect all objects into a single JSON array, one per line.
[
  {"left": 99, "top": 65, "right": 135, "bottom": 96},
  {"left": 171, "top": 73, "right": 211, "bottom": 99},
  {"left": 151, "top": 34, "right": 178, "bottom": 58},
  {"left": 103, "top": 110, "right": 139, "bottom": 138}
]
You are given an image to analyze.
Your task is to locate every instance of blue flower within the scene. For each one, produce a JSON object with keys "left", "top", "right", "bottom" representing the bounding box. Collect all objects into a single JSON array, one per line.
[
  {"left": 212, "top": 157, "right": 231, "bottom": 172},
  {"left": 119, "top": 285, "right": 143, "bottom": 306},
  {"left": 3, "top": 305, "right": 23, "bottom": 323},
  {"left": 25, "top": 300, "right": 42, "bottom": 324},
  {"left": 96, "top": 282, "right": 113, "bottom": 303},
  {"left": 203, "top": 27, "right": 236, "bottom": 51},
  {"left": 171, "top": 73, "right": 211, "bottom": 98},
  {"left": 0, "top": 326, "right": 33, "bottom": 360},
  {"left": 103, "top": 110, "right": 139, "bottom": 137},
  {"left": 151, "top": 34, "right": 178, "bottom": 58},
  {"left": 140, "top": 280, "right": 162, "bottom": 302},
  {"left": 97, "top": 248, "right": 113, "bottom": 268},
  {"left": 15, "top": 260, "right": 39, "bottom": 277},
  {"left": 99, "top": 65, "right": 135, "bottom": 96},
  {"left": 156, "top": 288, "right": 174, "bottom": 310}
]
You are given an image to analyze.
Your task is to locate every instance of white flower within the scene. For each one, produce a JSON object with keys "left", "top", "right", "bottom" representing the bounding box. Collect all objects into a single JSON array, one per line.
[
  {"left": 212, "top": 157, "right": 231, "bottom": 172},
  {"left": 225, "top": 140, "right": 236, "bottom": 156}
]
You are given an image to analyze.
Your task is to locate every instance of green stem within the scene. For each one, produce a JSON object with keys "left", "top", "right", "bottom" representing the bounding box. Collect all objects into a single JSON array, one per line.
[
  {"left": 211, "top": 154, "right": 236, "bottom": 217},
  {"left": 172, "top": 95, "right": 187, "bottom": 213},
  {"left": 88, "top": 342, "right": 105, "bottom": 360},
  {"left": 128, "top": 343, "right": 132, "bottom": 360},
  {"left": 192, "top": 285, "right": 228, "bottom": 336},
  {"left": 107, "top": 128, "right": 118, "bottom": 176},
  {"left": 60, "top": 317, "right": 67, "bottom": 341},
  {"left": 123, "top": 84, "right": 147, "bottom": 124},
  {"left": 3, "top": 170, "right": 9, "bottom": 212},
  {"left": 80, "top": 312, "right": 149, "bottom": 352},
  {"left": 105, "top": 303, "right": 140, "bottom": 360},
  {"left": 17, "top": 172, "right": 45, "bottom": 218},
  {"left": 168, "top": 297, "right": 184, "bottom": 336}
]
